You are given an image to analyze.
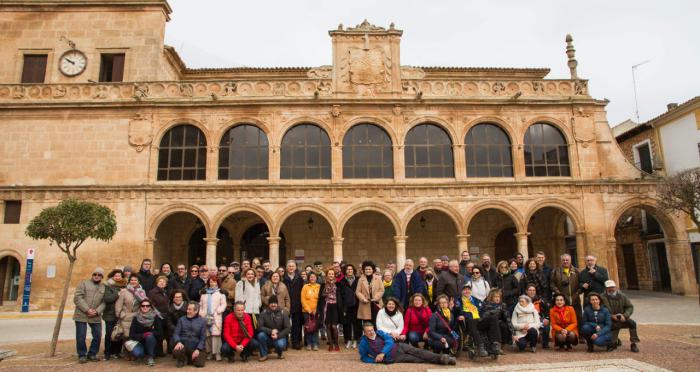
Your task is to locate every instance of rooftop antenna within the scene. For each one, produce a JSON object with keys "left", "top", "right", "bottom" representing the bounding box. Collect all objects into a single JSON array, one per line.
[{"left": 631, "top": 60, "right": 651, "bottom": 123}]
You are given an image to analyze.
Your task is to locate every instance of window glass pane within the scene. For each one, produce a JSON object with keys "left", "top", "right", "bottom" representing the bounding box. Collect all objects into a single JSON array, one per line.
[
  {"left": 183, "top": 148, "right": 196, "bottom": 167},
  {"left": 158, "top": 149, "right": 169, "bottom": 168},
  {"left": 524, "top": 123, "right": 568, "bottom": 177},
  {"left": 547, "top": 166, "right": 561, "bottom": 176},
  {"left": 170, "top": 126, "right": 184, "bottom": 146},
  {"left": 292, "top": 167, "right": 305, "bottom": 179},
  {"left": 534, "top": 166, "right": 547, "bottom": 176},
  {"left": 157, "top": 125, "right": 207, "bottom": 181},
  {"left": 416, "top": 166, "right": 429, "bottom": 178},
  {"left": 171, "top": 149, "right": 183, "bottom": 167},
  {"left": 343, "top": 124, "right": 392, "bottom": 179},
  {"left": 182, "top": 169, "right": 195, "bottom": 180},
  {"left": 415, "top": 147, "right": 428, "bottom": 165}
]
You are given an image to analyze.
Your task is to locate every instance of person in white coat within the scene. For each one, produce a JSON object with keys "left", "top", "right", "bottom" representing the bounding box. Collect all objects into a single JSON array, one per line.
[
  {"left": 199, "top": 276, "right": 227, "bottom": 361},
  {"left": 235, "top": 268, "right": 262, "bottom": 316},
  {"left": 511, "top": 295, "right": 540, "bottom": 352},
  {"left": 469, "top": 267, "right": 491, "bottom": 301},
  {"left": 375, "top": 298, "right": 405, "bottom": 341}
]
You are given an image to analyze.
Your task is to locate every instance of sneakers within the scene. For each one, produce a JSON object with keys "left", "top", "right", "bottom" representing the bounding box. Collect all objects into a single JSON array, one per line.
[
  {"left": 477, "top": 344, "right": 489, "bottom": 357},
  {"left": 530, "top": 346, "right": 537, "bottom": 353},
  {"left": 352, "top": 341, "right": 358, "bottom": 349},
  {"left": 78, "top": 356, "right": 87, "bottom": 364},
  {"left": 258, "top": 355, "right": 268, "bottom": 362},
  {"left": 87, "top": 355, "right": 100, "bottom": 362},
  {"left": 631, "top": 343, "right": 639, "bottom": 353},
  {"left": 346, "top": 341, "right": 352, "bottom": 349},
  {"left": 312, "top": 345, "right": 319, "bottom": 351},
  {"left": 306, "top": 345, "right": 312, "bottom": 351},
  {"left": 147, "top": 357, "right": 155, "bottom": 367},
  {"left": 277, "top": 352, "right": 284, "bottom": 359},
  {"left": 215, "top": 354, "right": 222, "bottom": 361}
]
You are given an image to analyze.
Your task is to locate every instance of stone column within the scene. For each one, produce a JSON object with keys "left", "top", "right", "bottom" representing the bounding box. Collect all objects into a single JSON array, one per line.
[
  {"left": 514, "top": 232, "right": 530, "bottom": 260},
  {"left": 332, "top": 144, "right": 343, "bottom": 183},
  {"left": 204, "top": 238, "right": 219, "bottom": 270},
  {"left": 666, "top": 239, "right": 696, "bottom": 295},
  {"left": 332, "top": 237, "right": 344, "bottom": 262},
  {"left": 267, "top": 236, "right": 282, "bottom": 270},
  {"left": 456, "top": 234, "right": 470, "bottom": 259},
  {"left": 575, "top": 230, "right": 587, "bottom": 269},
  {"left": 395, "top": 235, "right": 408, "bottom": 268},
  {"left": 454, "top": 144, "right": 466, "bottom": 181},
  {"left": 605, "top": 238, "right": 619, "bottom": 286},
  {"left": 232, "top": 242, "right": 241, "bottom": 263}
]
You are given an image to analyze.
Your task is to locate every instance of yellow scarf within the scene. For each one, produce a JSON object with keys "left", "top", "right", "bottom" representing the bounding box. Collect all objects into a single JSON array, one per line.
[
  {"left": 440, "top": 307, "right": 451, "bottom": 321},
  {"left": 461, "top": 296, "right": 480, "bottom": 319},
  {"left": 428, "top": 284, "right": 433, "bottom": 299},
  {"left": 383, "top": 280, "right": 392, "bottom": 288},
  {"left": 563, "top": 268, "right": 570, "bottom": 276}
]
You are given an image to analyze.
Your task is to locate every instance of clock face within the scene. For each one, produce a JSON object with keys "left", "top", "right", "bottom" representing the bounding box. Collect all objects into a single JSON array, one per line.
[{"left": 58, "top": 50, "right": 87, "bottom": 77}]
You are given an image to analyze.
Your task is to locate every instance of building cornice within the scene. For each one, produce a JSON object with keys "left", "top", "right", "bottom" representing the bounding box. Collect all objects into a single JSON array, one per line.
[{"left": 0, "top": 0, "right": 172, "bottom": 19}]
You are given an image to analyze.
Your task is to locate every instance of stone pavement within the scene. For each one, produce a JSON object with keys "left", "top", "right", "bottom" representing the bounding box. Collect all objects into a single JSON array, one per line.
[
  {"left": 429, "top": 359, "right": 671, "bottom": 371},
  {"left": 625, "top": 290, "right": 700, "bottom": 324}
]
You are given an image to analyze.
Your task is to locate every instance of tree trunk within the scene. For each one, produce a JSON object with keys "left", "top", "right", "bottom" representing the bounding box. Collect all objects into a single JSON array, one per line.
[{"left": 49, "top": 258, "right": 75, "bottom": 357}]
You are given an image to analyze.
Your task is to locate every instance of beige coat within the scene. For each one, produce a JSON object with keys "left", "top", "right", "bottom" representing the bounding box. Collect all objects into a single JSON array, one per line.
[
  {"left": 356, "top": 275, "right": 384, "bottom": 320},
  {"left": 73, "top": 279, "right": 106, "bottom": 323},
  {"left": 220, "top": 275, "right": 237, "bottom": 305},
  {"left": 199, "top": 289, "right": 227, "bottom": 336},
  {"left": 261, "top": 281, "right": 291, "bottom": 312},
  {"left": 115, "top": 289, "right": 137, "bottom": 336}
]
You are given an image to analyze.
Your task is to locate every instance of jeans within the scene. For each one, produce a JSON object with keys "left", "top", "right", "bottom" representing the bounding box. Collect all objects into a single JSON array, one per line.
[
  {"left": 131, "top": 334, "right": 158, "bottom": 359},
  {"left": 303, "top": 313, "right": 319, "bottom": 346},
  {"left": 393, "top": 343, "right": 444, "bottom": 364},
  {"left": 541, "top": 323, "right": 550, "bottom": 347},
  {"left": 220, "top": 339, "right": 259, "bottom": 358},
  {"left": 173, "top": 345, "right": 206, "bottom": 367},
  {"left": 407, "top": 331, "right": 423, "bottom": 347},
  {"left": 581, "top": 324, "right": 611, "bottom": 347},
  {"left": 256, "top": 332, "right": 288, "bottom": 356},
  {"left": 342, "top": 306, "right": 361, "bottom": 342},
  {"left": 75, "top": 321, "right": 101, "bottom": 358},
  {"left": 516, "top": 328, "right": 539, "bottom": 350},
  {"left": 103, "top": 320, "right": 122, "bottom": 357}
]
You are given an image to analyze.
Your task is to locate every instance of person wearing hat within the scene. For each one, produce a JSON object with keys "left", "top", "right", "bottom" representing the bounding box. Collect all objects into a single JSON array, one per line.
[
  {"left": 230, "top": 262, "right": 241, "bottom": 281},
  {"left": 457, "top": 283, "right": 502, "bottom": 357},
  {"left": 256, "top": 295, "right": 291, "bottom": 360},
  {"left": 601, "top": 280, "right": 639, "bottom": 352},
  {"left": 73, "top": 267, "right": 107, "bottom": 363},
  {"left": 122, "top": 265, "right": 133, "bottom": 281}
]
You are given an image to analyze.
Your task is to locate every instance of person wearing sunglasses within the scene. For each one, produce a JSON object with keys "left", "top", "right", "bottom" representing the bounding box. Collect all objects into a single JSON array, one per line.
[
  {"left": 187, "top": 265, "right": 205, "bottom": 303},
  {"left": 170, "top": 264, "right": 190, "bottom": 292},
  {"left": 73, "top": 267, "right": 107, "bottom": 364},
  {"left": 129, "top": 299, "right": 164, "bottom": 366}
]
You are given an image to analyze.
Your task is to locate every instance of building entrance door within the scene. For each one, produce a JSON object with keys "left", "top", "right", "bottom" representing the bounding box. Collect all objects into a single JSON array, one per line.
[
  {"left": 621, "top": 244, "right": 639, "bottom": 290},
  {"left": 648, "top": 242, "right": 672, "bottom": 292},
  {"left": 0, "top": 256, "right": 21, "bottom": 305}
]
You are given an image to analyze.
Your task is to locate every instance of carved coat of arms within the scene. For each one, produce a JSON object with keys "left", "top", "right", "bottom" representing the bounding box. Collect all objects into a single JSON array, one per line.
[{"left": 348, "top": 47, "right": 388, "bottom": 85}]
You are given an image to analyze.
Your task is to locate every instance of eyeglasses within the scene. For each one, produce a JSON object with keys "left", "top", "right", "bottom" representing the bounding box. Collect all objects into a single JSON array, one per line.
[
  {"left": 191, "top": 270, "right": 199, "bottom": 273},
  {"left": 178, "top": 268, "right": 186, "bottom": 271},
  {"left": 140, "top": 304, "right": 151, "bottom": 308},
  {"left": 92, "top": 273, "right": 103, "bottom": 277},
  {"left": 473, "top": 272, "right": 480, "bottom": 275},
  {"left": 218, "top": 270, "right": 226, "bottom": 272}
]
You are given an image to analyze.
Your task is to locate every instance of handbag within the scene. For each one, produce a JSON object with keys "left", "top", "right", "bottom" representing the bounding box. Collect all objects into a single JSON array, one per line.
[
  {"left": 436, "top": 312, "right": 460, "bottom": 350},
  {"left": 111, "top": 323, "right": 124, "bottom": 341},
  {"left": 304, "top": 313, "right": 319, "bottom": 334},
  {"left": 123, "top": 340, "right": 139, "bottom": 352}
]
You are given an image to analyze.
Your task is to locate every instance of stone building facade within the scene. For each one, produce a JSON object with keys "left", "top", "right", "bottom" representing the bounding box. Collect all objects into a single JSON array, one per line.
[{"left": 0, "top": 1, "right": 696, "bottom": 310}]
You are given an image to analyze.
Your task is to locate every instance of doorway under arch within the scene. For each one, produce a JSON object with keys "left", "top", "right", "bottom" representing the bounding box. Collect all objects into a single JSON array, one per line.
[{"left": 0, "top": 256, "right": 20, "bottom": 305}]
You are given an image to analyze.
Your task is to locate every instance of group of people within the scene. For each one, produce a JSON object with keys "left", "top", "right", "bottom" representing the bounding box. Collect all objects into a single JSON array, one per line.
[{"left": 72, "top": 251, "right": 641, "bottom": 367}]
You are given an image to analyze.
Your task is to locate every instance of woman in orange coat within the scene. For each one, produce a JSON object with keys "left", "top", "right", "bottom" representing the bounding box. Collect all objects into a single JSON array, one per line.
[{"left": 549, "top": 293, "right": 579, "bottom": 351}]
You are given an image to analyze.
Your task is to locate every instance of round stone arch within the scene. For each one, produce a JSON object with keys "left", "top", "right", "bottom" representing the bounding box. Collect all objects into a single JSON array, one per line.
[
  {"left": 277, "top": 116, "right": 336, "bottom": 148},
  {"left": 464, "top": 200, "right": 526, "bottom": 234},
  {"left": 340, "top": 117, "right": 398, "bottom": 147},
  {"left": 404, "top": 116, "right": 459, "bottom": 146},
  {"left": 524, "top": 198, "right": 584, "bottom": 233},
  {"left": 401, "top": 201, "right": 465, "bottom": 235},
  {"left": 210, "top": 203, "right": 275, "bottom": 236},
  {"left": 212, "top": 117, "right": 273, "bottom": 148},
  {"left": 338, "top": 202, "right": 403, "bottom": 237},
  {"left": 519, "top": 116, "right": 574, "bottom": 147},
  {"left": 607, "top": 197, "right": 683, "bottom": 240},
  {"left": 147, "top": 203, "right": 212, "bottom": 240},
  {"left": 273, "top": 203, "right": 339, "bottom": 237},
  {"left": 462, "top": 116, "right": 516, "bottom": 145},
  {"left": 153, "top": 118, "right": 210, "bottom": 148}
]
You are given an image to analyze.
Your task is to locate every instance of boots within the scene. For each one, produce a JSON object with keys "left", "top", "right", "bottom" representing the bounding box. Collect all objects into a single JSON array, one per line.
[
  {"left": 477, "top": 344, "right": 489, "bottom": 357},
  {"left": 491, "top": 342, "right": 502, "bottom": 356}
]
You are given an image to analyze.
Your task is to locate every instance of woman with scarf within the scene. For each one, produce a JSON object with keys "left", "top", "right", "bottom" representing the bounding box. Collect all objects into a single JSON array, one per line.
[
  {"left": 317, "top": 268, "right": 343, "bottom": 351},
  {"left": 525, "top": 284, "right": 550, "bottom": 349},
  {"left": 402, "top": 293, "right": 432, "bottom": 347},
  {"left": 492, "top": 260, "right": 521, "bottom": 310},
  {"left": 198, "top": 276, "right": 226, "bottom": 361},
  {"left": 116, "top": 275, "right": 150, "bottom": 360},
  {"left": 234, "top": 268, "right": 262, "bottom": 318},
  {"left": 261, "top": 271, "right": 291, "bottom": 312},
  {"left": 423, "top": 268, "right": 438, "bottom": 311},
  {"left": 356, "top": 261, "right": 384, "bottom": 326},
  {"left": 129, "top": 299, "right": 163, "bottom": 366},
  {"left": 147, "top": 275, "right": 170, "bottom": 356},
  {"left": 511, "top": 295, "right": 540, "bottom": 352},
  {"left": 166, "top": 289, "right": 188, "bottom": 354},
  {"left": 339, "top": 264, "right": 360, "bottom": 349},
  {"left": 103, "top": 269, "right": 126, "bottom": 360},
  {"left": 381, "top": 270, "right": 395, "bottom": 303},
  {"left": 301, "top": 271, "right": 321, "bottom": 350},
  {"left": 376, "top": 297, "right": 405, "bottom": 341},
  {"left": 428, "top": 295, "right": 458, "bottom": 354},
  {"left": 469, "top": 267, "right": 491, "bottom": 302},
  {"left": 549, "top": 293, "right": 578, "bottom": 351},
  {"left": 523, "top": 258, "right": 548, "bottom": 300},
  {"left": 481, "top": 289, "right": 512, "bottom": 353}
]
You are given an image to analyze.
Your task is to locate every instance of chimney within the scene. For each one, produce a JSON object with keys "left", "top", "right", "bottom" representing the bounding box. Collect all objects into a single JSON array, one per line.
[{"left": 667, "top": 103, "right": 678, "bottom": 111}]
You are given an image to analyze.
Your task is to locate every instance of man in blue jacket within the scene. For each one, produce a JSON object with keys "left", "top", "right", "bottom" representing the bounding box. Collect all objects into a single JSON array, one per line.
[
  {"left": 359, "top": 323, "right": 455, "bottom": 365},
  {"left": 172, "top": 301, "right": 207, "bottom": 368},
  {"left": 392, "top": 259, "right": 426, "bottom": 309}
]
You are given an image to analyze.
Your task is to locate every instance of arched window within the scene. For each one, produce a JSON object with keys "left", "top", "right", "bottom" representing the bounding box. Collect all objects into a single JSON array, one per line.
[
  {"left": 342, "top": 124, "right": 393, "bottom": 178},
  {"left": 523, "top": 123, "right": 570, "bottom": 176},
  {"left": 157, "top": 124, "right": 206, "bottom": 181},
  {"left": 465, "top": 123, "right": 513, "bottom": 177},
  {"left": 404, "top": 123, "right": 454, "bottom": 178},
  {"left": 280, "top": 124, "right": 331, "bottom": 179},
  {"left": 218, "top": 124, "right": 268, "bottom": 180}
]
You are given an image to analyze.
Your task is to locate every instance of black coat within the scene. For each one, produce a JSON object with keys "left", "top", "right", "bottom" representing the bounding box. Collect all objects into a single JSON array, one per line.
[
  {"left": 492, "top": 272, "right": 520, "bottom": 306},
  {"left": 129, "top": 315, "right": 164, "bottom": 342},
  {"left": 166, "top": 303, "right": 188, "bottom": 334},
  {"left": 187, "top": 277, "right": 205, "bottom": 303},
  {"left": 579, "top": 265, "right": 609, "bottom": 297},
  {"left": 482, "top": 266, "right": 498, "bottom": 287},
  {"left": 436, "top": 270, "right": 464, "bottom": 301},
  {"left": 147, "top": 287, "right": 169, "bottom": 316},
  {"left": 283, "top": 271, "right": 304, "bottom": 314},
  {"left": 523, "top": 270, "right": 548, "bottom": 299},
  {"left": 169, "top": 275, "right": 189, "bottom": 292},
  {"left": 316, "top": 282, "right": 344, "bottom": 325},
  {"left": 338, "top": 276, "right": 358, "bottom": 310},
  {"left": 137, "top": 270, "right": 156, "bottom": 293},
  {"left": 258, "top": 308, "right": 292, "bottom": 339}
]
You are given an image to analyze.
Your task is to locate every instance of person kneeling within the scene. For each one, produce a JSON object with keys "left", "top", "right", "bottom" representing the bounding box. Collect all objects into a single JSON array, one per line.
[
  {"left": 129, "top": 299, "right": 163, "bottom": 367},
  {"left": 511, "top": 295, "right": 540, "bottom": 353},
  {"left": 359, "top": 323, "right": 456, "bottom": 365},
  {"left": 602, "top": 280, "right": 640, "bottom": 352},
  {"left": 581, "top": 293, "right": 612, "bottom": 352},
  {"left": 221, "top": 302, "right": 259, "bottom": 362},
  {"left": 172, "top": 301, "right": 206, "bottom": 368},
  {"left": 256, "top": 295, "right": 291, "bottom": 360}
]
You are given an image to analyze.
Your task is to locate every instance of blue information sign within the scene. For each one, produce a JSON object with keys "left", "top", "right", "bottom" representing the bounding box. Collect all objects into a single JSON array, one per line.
[{"left": 21, "top": 248, "right": 36, "bottom": 313}]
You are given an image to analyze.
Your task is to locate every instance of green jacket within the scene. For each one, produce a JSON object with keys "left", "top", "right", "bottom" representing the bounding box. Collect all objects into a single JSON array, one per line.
[
  {"left": 102, "top": 282, "right": 122, "bottom": 322},
  {"left": 601, "top": 291, "right": 633, "bottom": 319},
  {"left": 73, "top": 279, "right": 106, "bottom": 323}
]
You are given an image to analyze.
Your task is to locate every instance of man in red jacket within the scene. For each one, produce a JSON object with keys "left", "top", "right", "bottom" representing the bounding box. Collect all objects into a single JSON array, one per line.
[{"left": 221, "top": 302, "right": 259, "bottom": 363}]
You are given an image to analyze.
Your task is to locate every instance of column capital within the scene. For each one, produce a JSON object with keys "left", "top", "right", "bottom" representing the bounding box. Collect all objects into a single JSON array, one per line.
[
  {"left": 455, "top": 234, "right": 470, "bottom": 240},
  {"left": 394, "top": 235, "right": 408, "bottom": 242},
  {"left": 514, "top": 232, "right": 531, "bottom": 238},
  {"left": 144, "top": 238, "right": 156, "bottom": 244},
  {"left": 266, "top": 236, "right": 282, "bottom": 243},
  {"left": 203, "top": 238, "right": 219, "bottom": 244},
  {"left": 331, "top": 237, "right": 345, "bottom": 244}
]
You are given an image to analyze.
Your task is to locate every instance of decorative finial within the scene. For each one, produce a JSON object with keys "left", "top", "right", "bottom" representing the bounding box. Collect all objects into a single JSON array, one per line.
[
  {"left": 338, "top": 23, "right": 343, "bottom": 30},
  {"left": 565, "top": 34, "right": 578, "bottom": 79},
  {"left": 389, "top": 22, "right": 395, "bottom": 30}
]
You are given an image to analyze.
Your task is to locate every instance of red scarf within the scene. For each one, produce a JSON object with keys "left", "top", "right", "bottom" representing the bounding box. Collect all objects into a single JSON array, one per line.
[{"left": 554, "top": 305, "right": 567, "bottom": 321}]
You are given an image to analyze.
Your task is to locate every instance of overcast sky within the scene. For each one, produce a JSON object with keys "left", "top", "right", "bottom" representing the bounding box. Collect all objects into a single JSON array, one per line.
[{"left": 164, "top": 0, "right": 699, "bottom": 127}]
